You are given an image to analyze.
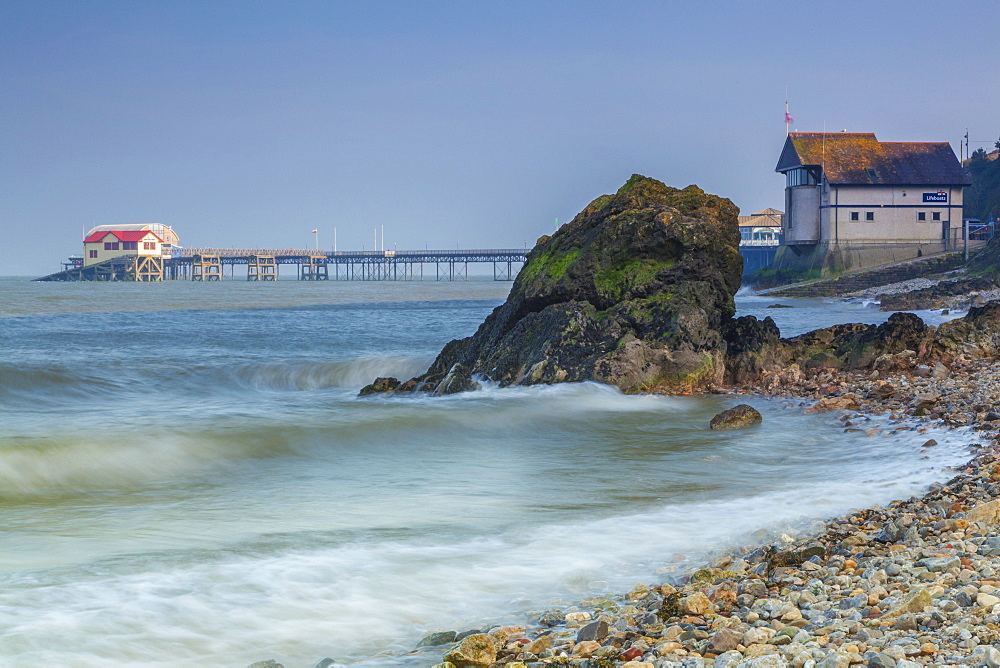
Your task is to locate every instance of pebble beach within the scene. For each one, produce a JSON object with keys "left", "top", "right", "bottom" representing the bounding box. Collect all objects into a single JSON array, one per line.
[{"left": 426, "top": 337, "right": 1000, "bottom": 667}]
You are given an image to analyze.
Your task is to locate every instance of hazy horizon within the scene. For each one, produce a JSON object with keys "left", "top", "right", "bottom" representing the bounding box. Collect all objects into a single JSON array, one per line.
[{"left": 3, "top": 0, "right": 999, "bottom": 276}]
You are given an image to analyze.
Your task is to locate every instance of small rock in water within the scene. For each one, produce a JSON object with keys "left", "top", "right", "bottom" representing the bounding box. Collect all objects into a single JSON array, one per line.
[
  {"left": 248, "top": 662, "right": 284, "bottom": 668},
  {"left": 358, "top": 376, "right": 401, "bottom": 396},
  {"left": 709, "top": 404, "right": 762, "bottom": 430},
  {"left": 313, "top": 660, "right": 341, "bottom": 668},
  {"left": 417, "top": 630, "right": 458, "bottom": 647}
]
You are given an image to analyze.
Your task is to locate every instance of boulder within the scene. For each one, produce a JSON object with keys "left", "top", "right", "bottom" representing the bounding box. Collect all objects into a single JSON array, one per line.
[
  {"left": 363, "top": 175, "right": 743, "bottom": 395},
  {"left": 709, "top": 404, "right": 763, "bottom": 430}
]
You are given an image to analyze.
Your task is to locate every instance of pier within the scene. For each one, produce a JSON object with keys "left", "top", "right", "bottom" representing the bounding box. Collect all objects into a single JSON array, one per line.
[
  {"left": 35, "top": 248, "right": 529, "bottom": 282},
  {"left": 37, "top": 242, "right": 781, "bottom": 282}
]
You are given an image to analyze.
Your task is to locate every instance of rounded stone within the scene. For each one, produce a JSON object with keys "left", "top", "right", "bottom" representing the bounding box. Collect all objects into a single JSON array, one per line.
[{"left": 709, "top": 404, "right": 763, "bottom": 430}]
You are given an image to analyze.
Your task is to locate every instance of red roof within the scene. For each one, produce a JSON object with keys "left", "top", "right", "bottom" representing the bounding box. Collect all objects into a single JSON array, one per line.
[{"left": 83, "top": 230, "right": 163, "bottom": 243}]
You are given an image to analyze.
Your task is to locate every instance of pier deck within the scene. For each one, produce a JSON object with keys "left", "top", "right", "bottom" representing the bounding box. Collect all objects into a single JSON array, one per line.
[{"left": 37, "top": 248, "right": 529, "bottom": 282}]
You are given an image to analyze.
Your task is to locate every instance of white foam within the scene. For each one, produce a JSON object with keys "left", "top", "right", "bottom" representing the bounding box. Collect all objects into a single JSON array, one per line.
[{"left": 0, "top": 423, "right": 974, "bottom": 666}]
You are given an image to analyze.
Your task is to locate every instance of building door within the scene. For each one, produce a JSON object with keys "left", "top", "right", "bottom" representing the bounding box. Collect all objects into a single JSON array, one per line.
[{"left": 942, "top": 221, "right": 951, "bottom": 250}]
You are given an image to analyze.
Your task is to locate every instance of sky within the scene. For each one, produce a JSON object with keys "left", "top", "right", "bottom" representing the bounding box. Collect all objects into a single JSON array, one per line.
[{"left": 2, "top": 0, "right": 999, "bottom": 276}]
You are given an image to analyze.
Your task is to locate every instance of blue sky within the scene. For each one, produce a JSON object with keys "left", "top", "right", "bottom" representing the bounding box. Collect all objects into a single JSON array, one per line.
[{"left": 3, "top": 0, "right": 998, "bottom": 275}]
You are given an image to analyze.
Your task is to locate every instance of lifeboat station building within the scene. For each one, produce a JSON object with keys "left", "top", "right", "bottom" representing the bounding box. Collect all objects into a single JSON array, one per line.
[
  {"left": 76, "top": 224, "right": 180, "bottom": 281},
  {"left": 83, "top": 229, "right": 163, "bottom": 267},
  {"left": 772, "top": 132, "right": 971, "bottom": 274}
]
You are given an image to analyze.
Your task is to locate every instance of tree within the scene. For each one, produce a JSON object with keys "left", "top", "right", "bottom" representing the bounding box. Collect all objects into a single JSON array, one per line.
[{"left": 972, "top": 147, "right": 988, "bottom": 161}]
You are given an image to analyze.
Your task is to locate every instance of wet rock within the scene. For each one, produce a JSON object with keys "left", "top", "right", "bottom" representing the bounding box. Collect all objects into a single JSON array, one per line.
[
  {"left": 417, "top": 630, "right": 458, "bottom": 647},
  {"left": 875, "top": 521, "right": 905, "bottom": 544},
  {"left": 575, "top": 620, "right": 609, "bottom": 643},
  {"left": 524, "top": 635, "right": 551, "bottom": 654},
  {"left": 248, "top": 662, "right": 284, "bottom": 668},
  {"left": 737, "top": 655, "right": 788, "bottom": 667},
  {"left": 713, "top": 651, "right": 744, "bottom": 668},
  {"left": 570, "top": 639, "right": 602, "bottom": 656},
  {"left": 977, "top": 592, "right": 1000, "bottom": 607},
  {"left": 919, "top": 556, "right": 960, "bottom": 572},
  {"left": 358, "top": 376, "right": 400, "bottom": 396},
  {"left": 966, "top": 645, "right": 1000, "bottom": 667},
  {"left": 709, "top": 404, "right": 763, "bottom": 430},
  {"left": 816, "top": 654, "right": 850, "bottom": 668},
  {"left": 867, "top": 653, "right": 897, "bottom": 668},
  {"left": 884, "top": 587, "right": 932, "bottom": 617},
  {"left": 442, "top": 634, "right": 498, "bottom": 667},
  {"left": 804, "top": 394, "right": 860, "bottom": 413},
  {"left": 679, "top": 591, "right": 715, "bottom": 615},
  {"left": 364, "top": 175, "right": 743, "bottom": 395},
  {"left": 706, "top": 627, "right": 742, "bottom": 654},
  {"left": 967, "top": 499, "right": 1000, "bottom": 524}
]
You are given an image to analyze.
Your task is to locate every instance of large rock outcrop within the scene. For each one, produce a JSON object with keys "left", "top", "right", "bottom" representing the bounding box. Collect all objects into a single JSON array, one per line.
[
  {"left": 724, "top": 304, "right": 1000, "bottom": 388},
  {"left": 363, "top": 175, "right": 742, "bottom": 395}
]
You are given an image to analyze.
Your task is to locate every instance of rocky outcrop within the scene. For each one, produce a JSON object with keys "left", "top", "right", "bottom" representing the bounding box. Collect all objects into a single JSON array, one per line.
[
  {"left": 721, "top": 303, "right": 1000, "bottom": 389},
  {"left": 360, "top": 174, "right": 1000, "bottom": 398},
  {"left": 362, "top": 175, "right": 742, "bottom": 395},
  {"left": 878, "top": 276, "right": 1000, "bottom": 311}
]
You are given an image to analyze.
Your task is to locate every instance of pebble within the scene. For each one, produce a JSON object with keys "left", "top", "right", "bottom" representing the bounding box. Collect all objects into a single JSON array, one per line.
[{"left": 426, "top": 335, "right": 1000, "bottom": 667}]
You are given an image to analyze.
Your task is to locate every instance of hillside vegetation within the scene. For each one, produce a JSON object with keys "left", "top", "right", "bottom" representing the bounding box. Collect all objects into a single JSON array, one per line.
[{"left": 966, "top": 144, "right": 1000, "bottom": 222}]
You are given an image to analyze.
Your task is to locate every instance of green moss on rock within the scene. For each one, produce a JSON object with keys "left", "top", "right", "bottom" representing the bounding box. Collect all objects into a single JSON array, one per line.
[{"left": 364, "top": 174, "right": 742, "bottom": 395}]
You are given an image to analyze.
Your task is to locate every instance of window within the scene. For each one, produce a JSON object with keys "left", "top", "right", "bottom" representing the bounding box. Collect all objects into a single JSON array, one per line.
[
  {"left": 932, "top": 212, "right": 941, "bottom": 221},
  {"left": 785, "top": 167, "right": 821, "bottom": 187},
  {"left": 89, "top": 250, "right": 98, "bottom": 258},
  {"left": 122, "top": 241, "right": 137, "bottom": 250},
  {"left": 918, "top": 212, "right": 926, "bottom": 221},
  {"left": 866, "top": 168, "right": 879, "bottom": 180},
  {"left": 866, "top": 212, "right": 875, "bottom": 221},
  {"left": 850, "top": 212, "right": 860, "bottom": 221},
  {"left": 104, "top": 242, "right": 119, "bottom": 250},
  {"left": 143, "top": 241, "right": 156, "bottom": 250}
]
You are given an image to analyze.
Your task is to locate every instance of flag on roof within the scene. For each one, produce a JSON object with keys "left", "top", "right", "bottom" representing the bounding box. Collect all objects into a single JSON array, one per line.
[
  {"left": 312, "top": 229, "right": 318, "bottom": 233},
  {"left": 784, "top": 110, "right": 793, "bottom": 124}
]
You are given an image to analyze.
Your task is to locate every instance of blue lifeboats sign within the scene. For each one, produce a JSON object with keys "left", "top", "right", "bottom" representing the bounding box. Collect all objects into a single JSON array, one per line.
[{"left": 923, "top": 191, "right": 948, "bottom": 203}]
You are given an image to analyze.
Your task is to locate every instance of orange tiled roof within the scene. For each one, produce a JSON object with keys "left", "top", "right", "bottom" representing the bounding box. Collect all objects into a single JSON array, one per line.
[{"left": 776, "top": 133, "right": 970, "bottom": 186}]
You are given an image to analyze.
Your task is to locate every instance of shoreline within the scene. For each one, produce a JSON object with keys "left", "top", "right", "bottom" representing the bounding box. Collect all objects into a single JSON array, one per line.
[{"left": 430, "top": 354, "right": 1000, "bottom": 667}]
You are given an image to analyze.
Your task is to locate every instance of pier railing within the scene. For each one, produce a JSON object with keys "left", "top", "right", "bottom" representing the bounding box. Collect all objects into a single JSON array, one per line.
[{"left": 161, "top": 247, "right": 529, "bottom": 281}]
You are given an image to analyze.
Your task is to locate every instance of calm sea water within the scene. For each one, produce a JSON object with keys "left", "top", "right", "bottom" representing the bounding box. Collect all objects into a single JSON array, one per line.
[{"left": 0, "top": 277, "right": 975, "bottom": 666}]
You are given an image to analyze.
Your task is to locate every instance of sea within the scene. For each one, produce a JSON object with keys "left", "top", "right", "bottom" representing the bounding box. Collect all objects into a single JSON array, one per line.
[{"left": 0, "top": 276, "right": 978, "bottom": 667}]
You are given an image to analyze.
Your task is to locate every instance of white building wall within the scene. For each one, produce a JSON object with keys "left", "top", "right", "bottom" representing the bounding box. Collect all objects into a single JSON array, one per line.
[
  {"left": 784, "top": 185, "right": 821, "bottom": 243},
  {"left": 826, "top": 185, "right": 964, "bottom": 244},
  {"left": 83, "top": 233, "right": 161, "bottom": 267}
]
